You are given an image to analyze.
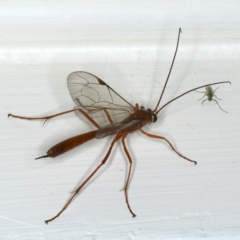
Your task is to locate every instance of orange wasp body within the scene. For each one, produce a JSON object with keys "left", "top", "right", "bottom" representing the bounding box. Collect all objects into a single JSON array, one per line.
[{"left": 8, "top": 29, "right": 230, "bottom": 223}]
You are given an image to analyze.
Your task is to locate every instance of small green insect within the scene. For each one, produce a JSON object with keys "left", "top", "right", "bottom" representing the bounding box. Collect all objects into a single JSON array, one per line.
[{"left": 197, "top": 84, "right": 230, "bottom": 113}]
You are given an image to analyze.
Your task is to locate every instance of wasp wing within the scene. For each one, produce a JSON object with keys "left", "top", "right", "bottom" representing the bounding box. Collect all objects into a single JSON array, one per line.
[
  {"left": 95, "top": 119, "right": 142, "bottom": 139},
  {"left": 67, "top": 71, "right": 135, "bottom": 127}
]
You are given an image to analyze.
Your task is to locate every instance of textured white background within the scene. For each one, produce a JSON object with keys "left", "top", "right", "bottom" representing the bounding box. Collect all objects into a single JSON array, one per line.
[{"left": 1, "top": 1, "right": 240, "bottom": 239}]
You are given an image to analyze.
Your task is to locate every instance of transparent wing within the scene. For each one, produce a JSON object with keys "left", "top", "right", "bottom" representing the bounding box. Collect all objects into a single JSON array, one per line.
[
  {"left": 67, "top": 71, "right": 135, "bottom": 127},
  {"left": 95, "top": 120, "right": 142, "bottom": 139}
]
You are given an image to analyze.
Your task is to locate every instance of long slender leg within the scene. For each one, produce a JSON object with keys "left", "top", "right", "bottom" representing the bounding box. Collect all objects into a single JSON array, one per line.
[
  {"left": 104, "top": 109, "right": 113, "bottom": 124},
  {"left": 140, "top": 129, "right": 197, "bottom": 165},
  {"left": 213, "top": 95, "right": 222, "bottom": 100},
  {"left": 212, "top": 87, "right": 222, "bottom": 100},
  {"left": 45, "top": 133, "right": 121, "bottom": 224},
  {"left": 195, "top": 91, "right": 206, "bottom": 94},
  {"left": 212, "top": 87, "right": 219, "bottom": 94},
  {"left": 8, "top": 108, "right": 101, "bottom": 129},
  {"left": 198, "top": 94, "right": 206, "bottom": 101},
  {"left": 8, "top": 109, "right": 76, "bottom": 121},
  {"left": 212, "top": 99, "right": 228, "bottom": 113},
  {"left": 121, "top": 134, "right": 136, "bottom": 217},
  {"left": 76, "top": 108, "right": 100, "bottom": 129},
  {"left": 201, "top": 99, "right": 208, "bottom": 105}
]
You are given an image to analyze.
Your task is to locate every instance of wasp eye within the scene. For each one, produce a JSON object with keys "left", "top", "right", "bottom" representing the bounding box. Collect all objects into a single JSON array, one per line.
[
  {"left": 140, "top": 106, "right": 145, "bottom": 110},
  {"left": 152, "top": 114, "right": 157, "bottom": 123}
]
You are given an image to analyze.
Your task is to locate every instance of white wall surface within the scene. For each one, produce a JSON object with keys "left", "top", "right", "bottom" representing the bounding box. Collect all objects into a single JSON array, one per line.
[{"left": 1, "top": 1, "right": 240, "bottom": 239}]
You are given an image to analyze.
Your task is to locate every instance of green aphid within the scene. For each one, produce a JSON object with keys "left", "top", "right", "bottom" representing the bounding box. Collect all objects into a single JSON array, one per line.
[{"left": 197, "top": 85, "right": 228, "bottom": 113}]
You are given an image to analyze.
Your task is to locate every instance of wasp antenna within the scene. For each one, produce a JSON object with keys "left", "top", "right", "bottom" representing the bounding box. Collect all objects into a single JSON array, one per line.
[
  {"left": 35, "top": 155, "right": 48, "bottom": 160},
  {"left": 153, "top": 28, "right": 182, "bottom": 112},
  {"left": 156, "top": 81, "right": 231, "bottom": 114}
]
